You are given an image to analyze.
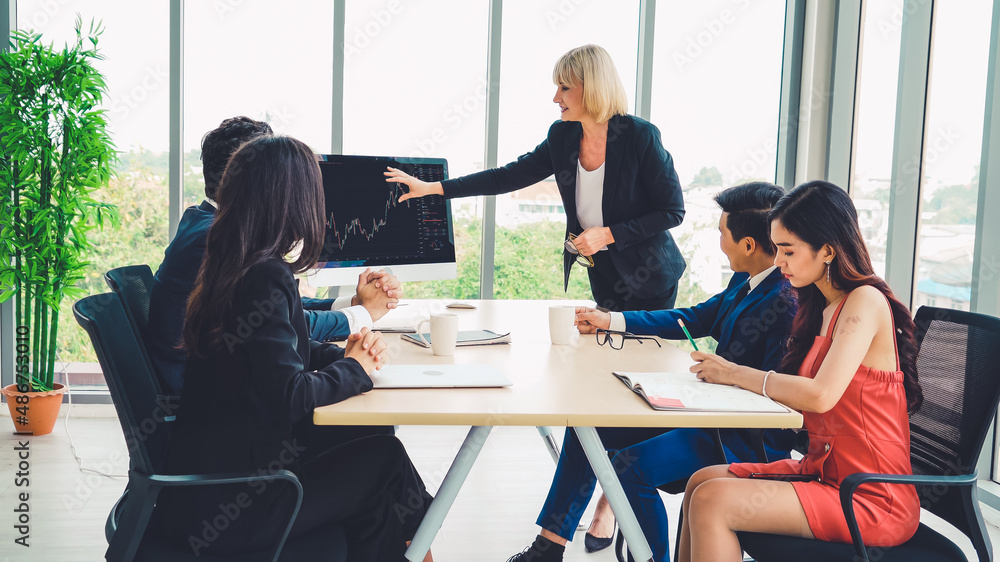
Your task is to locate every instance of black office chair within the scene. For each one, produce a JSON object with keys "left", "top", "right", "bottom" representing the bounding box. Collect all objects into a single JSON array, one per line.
[
  {"left": 738, "top": 306, "right": 1000, "bottom": 562},
  {"left": 74, "top": 293, "right": 347, "bottom": 561},
  {"left": 104, "top": 265, "right": 170, "bottom": 395},
  {"left": 102, "top": 265, "right": 178, "bottom": 543},
  {"left": 612, "top": 428, "right": 775, "bottom": 562}
]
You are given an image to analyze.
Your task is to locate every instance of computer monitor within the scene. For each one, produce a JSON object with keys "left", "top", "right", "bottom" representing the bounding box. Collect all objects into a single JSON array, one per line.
[{"left": 306, "top": 155, "right": 457, "bottom": 287}]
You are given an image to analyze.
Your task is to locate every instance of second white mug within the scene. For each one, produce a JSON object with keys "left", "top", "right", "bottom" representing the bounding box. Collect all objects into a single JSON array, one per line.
[{"left": 415, "top": 313, "right": 460, "bottom": 356}]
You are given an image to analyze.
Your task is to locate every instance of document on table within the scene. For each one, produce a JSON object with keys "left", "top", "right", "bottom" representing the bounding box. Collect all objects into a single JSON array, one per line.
[{"left": 612, "top": 371, "right": 790, "bottom": 413}]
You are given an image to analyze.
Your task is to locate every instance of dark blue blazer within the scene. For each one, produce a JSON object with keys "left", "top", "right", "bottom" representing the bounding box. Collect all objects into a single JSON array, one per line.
[
  {"left": 624, "top": 267, "right": 797, "bottom": 457},
  {"left": 441, "top": 114, "right": 686, "bottom": 300},
  {"left": 147, "top": 201, "right": 350, "bottom": 394}
]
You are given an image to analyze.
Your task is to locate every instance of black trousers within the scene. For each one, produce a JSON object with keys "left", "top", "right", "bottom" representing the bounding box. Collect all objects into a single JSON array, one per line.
[
  {"left": 290, "top": 435, "right": 432, "bottom": 561},
  {"left": 587, "top": 251, "right": 677, "bottom": 312},
  {"left": 159, "top": 435, "right": 431, "bottom": 561}
]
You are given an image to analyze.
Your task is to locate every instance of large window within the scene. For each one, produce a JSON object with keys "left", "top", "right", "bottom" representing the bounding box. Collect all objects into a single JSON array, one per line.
[
  {"left": 650, "top": 0, "right": 786, "bottom": 348},
  {"left": 912, "top": 0, "right": 991, "bottom": 313},
  {"left": 342, "top": 0, "right": 488, "bottom": 299},
  {"left": 183, "top": 0, "right": 335, "bottom": 208},
  {"left": 16, "top": 1, "right": 170, "bottom": 390},
  {"left": 490, "top": 0, "right": 640, "bottom": 301},
  {"left": 852, "top": 0, "right": 904, "bottom": 278}
]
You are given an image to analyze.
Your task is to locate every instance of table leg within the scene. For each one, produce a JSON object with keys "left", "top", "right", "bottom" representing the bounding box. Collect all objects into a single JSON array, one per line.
[
  {"left": 404, "top": 425, "right": 493, "bottom": 562},
  {"left": 536, "top": 426, "right": 561, "bottom": 463},
  {"left": 574, "top": 426, "right": 655, "bottom": 562}
]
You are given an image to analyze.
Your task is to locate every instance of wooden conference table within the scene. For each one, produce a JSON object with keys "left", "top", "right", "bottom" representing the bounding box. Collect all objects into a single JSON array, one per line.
[{"left": 313, "top": 300, "right": 802, "bottom": 562}]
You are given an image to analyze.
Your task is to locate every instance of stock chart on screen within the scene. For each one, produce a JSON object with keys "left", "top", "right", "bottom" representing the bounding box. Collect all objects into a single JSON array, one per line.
[{"left": 312, "top": 155, "right": 456, "bottom": 285}]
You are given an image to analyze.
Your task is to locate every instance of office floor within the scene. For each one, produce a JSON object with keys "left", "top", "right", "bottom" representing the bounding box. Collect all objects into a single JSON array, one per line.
[{"left": 0, "top": 412, "right": 997, "bottom": 561}]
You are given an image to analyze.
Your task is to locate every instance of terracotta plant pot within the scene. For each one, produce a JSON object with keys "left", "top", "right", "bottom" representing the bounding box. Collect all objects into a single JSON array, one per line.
[{"left": 1, "top": 383, "right": 67, "bottom": 436}]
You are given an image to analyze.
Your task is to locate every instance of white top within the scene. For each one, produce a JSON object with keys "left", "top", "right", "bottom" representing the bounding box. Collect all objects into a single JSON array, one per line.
[
  {"left": 609, "top": 266, "right": 779, "bottom": 332},
  {"left": 575, "top": 159, "right": 607, "bottom": 251}
]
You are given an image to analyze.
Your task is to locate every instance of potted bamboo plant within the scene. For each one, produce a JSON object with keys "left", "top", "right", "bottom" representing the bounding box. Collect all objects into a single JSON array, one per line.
[{"left": 0, "top": 18, "right": 117, "bottom": 435}]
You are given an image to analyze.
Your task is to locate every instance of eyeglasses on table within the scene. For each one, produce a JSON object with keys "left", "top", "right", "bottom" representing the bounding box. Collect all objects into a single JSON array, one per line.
[{"left": 595, "top": 329, "right": 662, "bottom": 350}]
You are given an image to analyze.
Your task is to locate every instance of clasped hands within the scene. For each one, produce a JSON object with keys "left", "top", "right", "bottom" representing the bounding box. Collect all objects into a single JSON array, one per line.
[{"left": 352, "top": 267, "right": 402, "bottom": 322}]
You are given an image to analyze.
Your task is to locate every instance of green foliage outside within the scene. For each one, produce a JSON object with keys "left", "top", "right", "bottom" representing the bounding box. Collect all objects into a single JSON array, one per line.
[
  {"left": 689, "top": 166, "right": 723, "bottom": 188},
  {"left": 924, "top": 183, "right": 978, "bottom": 225},
  {"left": 56, "top": 149, "right": 717, "bottom": 361}
]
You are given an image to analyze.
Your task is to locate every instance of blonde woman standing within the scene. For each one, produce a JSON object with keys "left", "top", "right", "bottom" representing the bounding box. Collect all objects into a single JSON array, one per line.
[{"left": 387, "top": 44, "right": 686, "bottom": 313}]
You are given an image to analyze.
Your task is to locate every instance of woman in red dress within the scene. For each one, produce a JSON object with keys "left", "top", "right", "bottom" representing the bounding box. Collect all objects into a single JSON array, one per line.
[{"left": 677, "top": 181, "right": 923, "bottom": 561}]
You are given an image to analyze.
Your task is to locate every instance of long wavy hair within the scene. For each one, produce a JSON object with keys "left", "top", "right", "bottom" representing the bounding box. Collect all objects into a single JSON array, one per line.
[
  {"left": 184, "top": 135, "right": 325, "bottom": 357},
  {"left": 771, "top": 181, "right": 922, "bottom": 414}
]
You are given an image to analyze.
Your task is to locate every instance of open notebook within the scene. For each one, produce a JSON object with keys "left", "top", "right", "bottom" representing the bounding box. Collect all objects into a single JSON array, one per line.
[{"left": 613, "top": 371, "right": 789, "bottom": 413}]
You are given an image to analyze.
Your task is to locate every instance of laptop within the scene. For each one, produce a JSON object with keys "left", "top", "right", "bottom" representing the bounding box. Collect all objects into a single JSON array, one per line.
[{"left": 371, "top": 364, "right": 512, "bottom": 389}]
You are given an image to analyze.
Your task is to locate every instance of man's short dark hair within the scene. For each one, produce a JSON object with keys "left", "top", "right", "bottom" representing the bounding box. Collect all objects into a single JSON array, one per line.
[
  {"left": 714, "top": 181, "right": 785, "bottom": 255},
  {"left": 201, "top": 116, "right": 273, "bottom": 200}
]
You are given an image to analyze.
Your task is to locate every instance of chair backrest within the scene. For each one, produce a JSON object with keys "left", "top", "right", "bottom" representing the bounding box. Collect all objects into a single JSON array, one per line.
[
  {"left": 74, "top": 293, "right": 171, "bottom": 474},
  {"left": 909, "top": 306, "right": 1000, "bottom": 537},
  {"left": 104, "top": 265, "right": 163, "bottom": 394}
]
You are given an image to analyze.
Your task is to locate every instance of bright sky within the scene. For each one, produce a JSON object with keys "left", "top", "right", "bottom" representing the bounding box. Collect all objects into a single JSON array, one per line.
[{"left": 14, "top": 0, "right": 993, "bottom": 187}]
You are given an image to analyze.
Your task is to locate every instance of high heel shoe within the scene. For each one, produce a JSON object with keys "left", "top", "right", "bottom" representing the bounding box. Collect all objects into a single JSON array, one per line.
[{"left": 584, "top": 522, "right": 615, "bottom": 553}]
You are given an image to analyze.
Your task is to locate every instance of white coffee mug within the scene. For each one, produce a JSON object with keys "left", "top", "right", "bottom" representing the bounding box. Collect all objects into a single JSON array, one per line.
[
  {"left": 415, "top": 313, "right": 460, "bottom": 356},
  {"left": 548, "top": 305, "right": 576, "bottom": 345}
]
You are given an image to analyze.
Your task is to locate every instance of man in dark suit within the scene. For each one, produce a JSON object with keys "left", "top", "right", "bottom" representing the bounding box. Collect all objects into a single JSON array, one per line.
[
  {"left": 147, "top": 116, "right": 401, "bottom": 395},
  {"left": 508, "top": 182, "right": 795, "bottom": 562}
]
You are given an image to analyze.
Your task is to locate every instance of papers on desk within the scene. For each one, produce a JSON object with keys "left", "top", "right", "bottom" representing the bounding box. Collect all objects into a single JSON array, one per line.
[
  {"left": 401, "top": 330, "right": 511, "bottom": 348},
  {"left": 612, "top": 372, "right": 790, "bottom": 413}
]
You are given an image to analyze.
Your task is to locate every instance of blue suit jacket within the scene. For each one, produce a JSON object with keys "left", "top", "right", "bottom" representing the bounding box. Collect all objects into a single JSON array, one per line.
[
  {"left": 624, "top": 267, "right": 797, "bottom": 458},
  {"left": 146, "top": 201, "right": 350, "bottom": 395},
  {"left": 441, "top": 114, "right": 686, "bottom": 300}
]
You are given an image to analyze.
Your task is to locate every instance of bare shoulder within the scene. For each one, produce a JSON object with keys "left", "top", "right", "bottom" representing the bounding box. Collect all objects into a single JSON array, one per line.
[{"left": 838, "top": 286, "right": 890, "bottom": 335}]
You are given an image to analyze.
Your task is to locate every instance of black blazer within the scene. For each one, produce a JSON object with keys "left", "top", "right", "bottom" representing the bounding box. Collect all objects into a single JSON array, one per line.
[
  {"left": 148, "top": 201, "right": 350, "bottom": 395},
  {"left": 159, "top": 259, "right": 371, "bottom": 542},
  {"left": 441, "top": 114, "right": 686, "bottom": 300}
]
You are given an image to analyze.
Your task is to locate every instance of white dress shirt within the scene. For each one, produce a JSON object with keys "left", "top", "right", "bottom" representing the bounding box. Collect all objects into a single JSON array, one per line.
[{"left": 332, "top": 296, "right": 374, "bottom": 334}]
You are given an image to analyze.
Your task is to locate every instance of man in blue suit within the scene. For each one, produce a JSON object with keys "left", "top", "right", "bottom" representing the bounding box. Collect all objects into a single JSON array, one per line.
[
  {"left": 507, "top": 182, "right": 795, "bottom": 562},
  {"left": 147, "top": 116, "right": 401, "bottom": 395}
]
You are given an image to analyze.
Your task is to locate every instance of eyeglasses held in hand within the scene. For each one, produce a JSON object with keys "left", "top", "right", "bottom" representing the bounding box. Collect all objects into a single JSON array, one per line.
[
  {"left": 564, "top": 233, "right": 595, "bottom": 268},
  {"left": 595, "top": 329, "right": 662, "bottom": 350}
]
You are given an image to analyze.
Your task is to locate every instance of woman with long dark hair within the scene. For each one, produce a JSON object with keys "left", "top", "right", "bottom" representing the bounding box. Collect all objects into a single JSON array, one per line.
[
  {"left": 159, "top": 135, "right": 432, "bottom": 561},
  {"left": 676, "top": 181, "right": 922, "bottom": 561}
]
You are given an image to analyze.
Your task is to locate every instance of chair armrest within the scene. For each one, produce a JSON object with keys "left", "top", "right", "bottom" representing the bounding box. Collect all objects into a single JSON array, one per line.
[
  {"left": 109, "top": 470, "right": 303, "bottom": 562},
  {"left": 837, "top": 470, "right": 979, "bottom": 562}
]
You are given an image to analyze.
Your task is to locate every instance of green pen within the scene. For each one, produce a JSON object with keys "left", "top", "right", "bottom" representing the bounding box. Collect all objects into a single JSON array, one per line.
[{"left": 678, "top": 319, "right": 699, "bottom": 351}]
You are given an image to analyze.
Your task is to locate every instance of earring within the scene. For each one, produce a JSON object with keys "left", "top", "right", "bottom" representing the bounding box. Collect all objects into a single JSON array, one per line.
[{"left": 825, "top": 260, "right": 832, "bottom": 284}]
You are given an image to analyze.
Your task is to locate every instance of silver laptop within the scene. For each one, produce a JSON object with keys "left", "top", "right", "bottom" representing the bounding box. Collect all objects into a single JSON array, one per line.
[{"left": 371, "top": 364, "right": 512, "bottom": 389}]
